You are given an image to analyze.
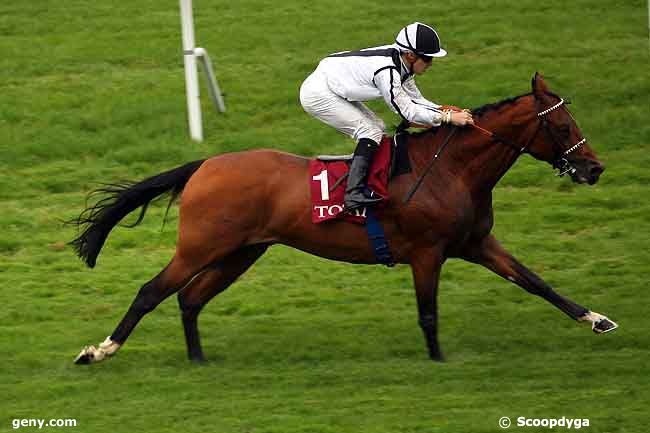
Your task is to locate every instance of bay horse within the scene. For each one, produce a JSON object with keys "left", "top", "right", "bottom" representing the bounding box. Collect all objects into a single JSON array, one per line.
[{"left": 71, "top": 73, "right": 617, "bottom": 364}]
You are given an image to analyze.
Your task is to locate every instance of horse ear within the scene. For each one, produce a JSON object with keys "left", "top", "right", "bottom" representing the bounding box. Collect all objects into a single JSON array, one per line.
[
  {"left": 532, "top": 72, "right": 548, "bottom": 96},
  {"left": 531, "top": 72, "right": 538, "bottom": 90}
]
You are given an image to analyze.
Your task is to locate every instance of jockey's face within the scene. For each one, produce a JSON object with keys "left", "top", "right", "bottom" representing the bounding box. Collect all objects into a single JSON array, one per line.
[
  {"left": 413, "top": 56, "right": 433, "bottom": 75},
  {"left": 403, "top": 52, "right": 432, "bottom": 75}
]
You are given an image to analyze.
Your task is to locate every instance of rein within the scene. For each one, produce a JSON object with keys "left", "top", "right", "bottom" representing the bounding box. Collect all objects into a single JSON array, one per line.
[
  {"left": 472, "top": 97, "right": 587, "bottom": 176},
  {"left": 402, "top": 95, "right": 587, "bottom": 204}
]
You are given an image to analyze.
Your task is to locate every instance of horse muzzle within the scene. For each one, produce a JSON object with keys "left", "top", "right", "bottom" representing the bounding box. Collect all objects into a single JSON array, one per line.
[{"left": 569, "top": 159, "right": 605, "bottom": 185}]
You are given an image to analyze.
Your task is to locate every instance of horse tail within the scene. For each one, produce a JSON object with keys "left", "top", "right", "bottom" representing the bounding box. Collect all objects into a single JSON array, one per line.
[{"left": 68, "top": 160, "right": 205, "bottom": 268}]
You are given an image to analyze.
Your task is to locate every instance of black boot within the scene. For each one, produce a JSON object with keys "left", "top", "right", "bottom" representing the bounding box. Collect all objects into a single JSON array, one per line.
[{"left": 344, "top": 138, "right": 383, "bottom": 211}]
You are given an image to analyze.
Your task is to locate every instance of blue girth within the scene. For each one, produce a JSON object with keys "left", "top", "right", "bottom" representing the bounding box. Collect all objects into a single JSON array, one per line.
[{"left": 364, "top": 205, "right": 395, "bottom": 267}]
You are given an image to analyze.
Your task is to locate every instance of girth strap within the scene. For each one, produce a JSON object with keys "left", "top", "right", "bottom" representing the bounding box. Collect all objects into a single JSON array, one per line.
[{"left": 365, "top": 205, "right": 395, "bottom": 267}]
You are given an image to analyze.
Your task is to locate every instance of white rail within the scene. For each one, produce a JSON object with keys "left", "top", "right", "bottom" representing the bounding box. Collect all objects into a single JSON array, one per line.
[{"left": 179, "top": 0, "right": 225, "bottom": 142}]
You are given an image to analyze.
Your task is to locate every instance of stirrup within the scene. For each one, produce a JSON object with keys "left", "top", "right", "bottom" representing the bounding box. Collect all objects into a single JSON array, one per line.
[{"left": 344, "top": 189, "right": 382, "bottom": 211}]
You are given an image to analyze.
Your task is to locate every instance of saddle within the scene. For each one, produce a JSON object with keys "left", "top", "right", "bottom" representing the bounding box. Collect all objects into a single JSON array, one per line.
[
  {"left": 309, "top": 134, "right": 411, "bottom": 224},
  {"left": 316, "top": 133, "right": 411, "bottom": 178}
]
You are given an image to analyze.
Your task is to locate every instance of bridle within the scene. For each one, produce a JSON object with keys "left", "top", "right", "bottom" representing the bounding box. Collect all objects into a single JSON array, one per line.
[
  {"left": 536, "top": 97, "right": 587, "bottom": 176},
  {"left": 473, "top": 94, "right": 587, "bottom": 176}
]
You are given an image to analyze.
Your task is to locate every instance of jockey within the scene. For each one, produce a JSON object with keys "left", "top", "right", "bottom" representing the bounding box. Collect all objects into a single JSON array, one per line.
[{"left": 300, "top": 22, "right": 474, "bottom": 211}]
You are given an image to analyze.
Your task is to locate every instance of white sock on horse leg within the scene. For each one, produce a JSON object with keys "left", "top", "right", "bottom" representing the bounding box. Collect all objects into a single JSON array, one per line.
[{"left": 98, "top": 336, "right": 121, "bottom": 356}]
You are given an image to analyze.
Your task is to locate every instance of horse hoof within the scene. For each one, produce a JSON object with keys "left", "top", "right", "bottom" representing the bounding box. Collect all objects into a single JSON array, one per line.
[
  {"left": 429, "top": 351, "right": 445, "bottom": 362},
  {"left": 74, "top": 347, "right": 95, "bottom": 365},
  {"left": 593, "top": 318, "right": 618, "bottom": 334}
]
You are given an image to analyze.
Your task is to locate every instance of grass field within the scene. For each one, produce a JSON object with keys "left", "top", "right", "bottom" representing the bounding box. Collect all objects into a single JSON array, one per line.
[{"left": 1, "top": 1, "right": 649, "bottom": 432}]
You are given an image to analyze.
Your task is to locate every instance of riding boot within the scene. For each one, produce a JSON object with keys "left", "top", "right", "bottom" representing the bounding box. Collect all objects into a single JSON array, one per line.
[{"left": 344, "top": 138, "right": 383, "bottom": 211}]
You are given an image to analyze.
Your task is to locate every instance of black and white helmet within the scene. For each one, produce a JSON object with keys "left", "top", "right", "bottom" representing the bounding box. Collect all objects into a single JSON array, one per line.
[{"left": 395, "top": 22, "right": 447, "bottom": 58}]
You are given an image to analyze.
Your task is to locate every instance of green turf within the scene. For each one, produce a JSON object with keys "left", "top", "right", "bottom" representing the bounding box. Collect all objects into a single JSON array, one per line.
[{"left": 1, "top": 1, "right": 649, "bottom": 432}]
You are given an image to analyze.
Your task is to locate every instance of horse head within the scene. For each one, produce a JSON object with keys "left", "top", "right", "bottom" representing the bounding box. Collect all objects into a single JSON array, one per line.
[{"left": 528, "top": 73, "right": 605, "bottom": 185}]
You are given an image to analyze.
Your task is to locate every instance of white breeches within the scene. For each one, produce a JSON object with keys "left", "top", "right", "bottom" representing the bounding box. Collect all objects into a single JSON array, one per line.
[{"left": 299, "top": 70, "right": 385, "bottom": 144}]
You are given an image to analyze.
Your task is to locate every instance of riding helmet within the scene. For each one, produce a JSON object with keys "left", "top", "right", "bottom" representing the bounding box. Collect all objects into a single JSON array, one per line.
[{"left": 395, "top": 22, "right": 447, "bottom": 58}]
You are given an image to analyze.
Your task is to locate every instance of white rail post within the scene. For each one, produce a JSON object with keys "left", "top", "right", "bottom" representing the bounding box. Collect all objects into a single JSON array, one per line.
[
  {"left": 195, "top": 48, "right": 226, "bottom": 113},
  {"left": 179, "top": 0, "right": 203, "bottom": 141}
]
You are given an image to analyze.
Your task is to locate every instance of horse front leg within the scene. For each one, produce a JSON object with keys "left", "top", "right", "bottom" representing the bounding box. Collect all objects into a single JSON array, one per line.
[
  {"left": 462, "top": 234, "right": 618, "bottom": 334},
  {"left": 410, "top": 248, "right": 446, "bottom": 361}
]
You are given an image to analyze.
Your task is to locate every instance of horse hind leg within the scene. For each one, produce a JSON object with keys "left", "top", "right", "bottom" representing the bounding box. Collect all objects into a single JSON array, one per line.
[
  {"left": 73, "top": 174, "right": 263, "bottom": 365},
  {"left": 74, "top": 254, "right": 207, "bottom": 365},
  {"left": 178, "top": 244, "right": 269, "bottom": 362}
]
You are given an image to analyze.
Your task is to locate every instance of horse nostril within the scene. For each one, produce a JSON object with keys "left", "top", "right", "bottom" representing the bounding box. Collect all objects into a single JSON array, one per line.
[{"left": 590, "top": 165, "right": 604, "bottom": 176}]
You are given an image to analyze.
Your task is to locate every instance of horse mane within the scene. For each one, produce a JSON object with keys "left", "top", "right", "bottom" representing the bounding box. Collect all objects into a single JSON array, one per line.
[
  {"left": 471, "top": 92, "right": 532, "bottom": 117},
  {"left": 405, "top": 92, "right": 534, "bottom": 138}
]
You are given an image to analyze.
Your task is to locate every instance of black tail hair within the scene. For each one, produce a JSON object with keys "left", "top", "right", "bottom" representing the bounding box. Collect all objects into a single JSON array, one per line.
[{"left": 68, "top": 160, "right": 205, "bottom": 268}]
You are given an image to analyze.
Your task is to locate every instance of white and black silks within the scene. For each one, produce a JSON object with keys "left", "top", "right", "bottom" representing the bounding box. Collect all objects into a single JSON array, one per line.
[{"left": 299, "top": 45, "right": 444, "bottom": 144}]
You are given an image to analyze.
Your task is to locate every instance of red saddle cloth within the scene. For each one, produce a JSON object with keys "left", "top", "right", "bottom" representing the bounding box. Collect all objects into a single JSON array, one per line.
[{"left": 309, "top": 136, "right": 392, "bottom": 224}]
